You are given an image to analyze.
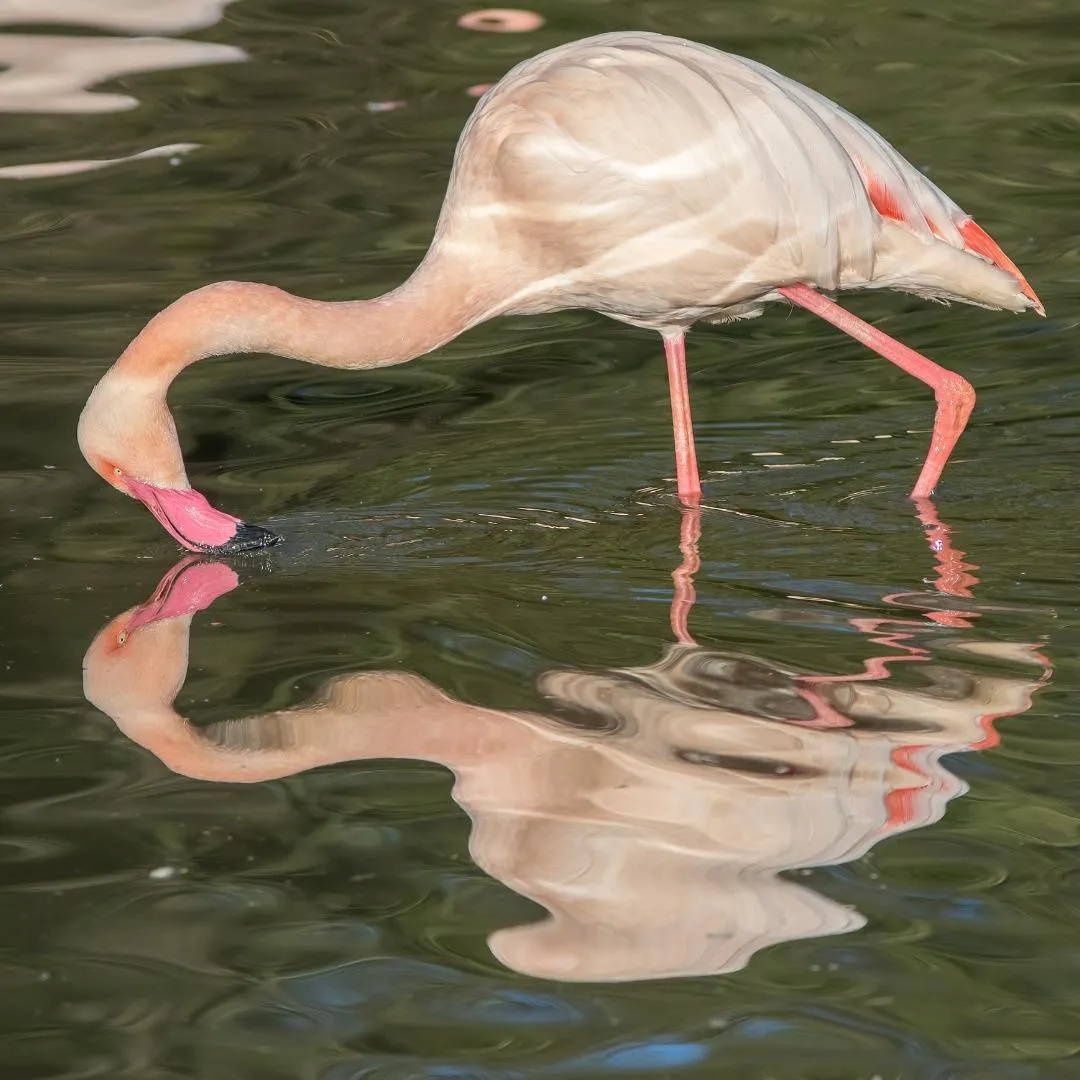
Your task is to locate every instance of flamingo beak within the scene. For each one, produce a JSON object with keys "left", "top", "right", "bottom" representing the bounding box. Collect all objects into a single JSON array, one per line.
[{"left": 124, "top": 479, "right": 282, "bottom": 554}]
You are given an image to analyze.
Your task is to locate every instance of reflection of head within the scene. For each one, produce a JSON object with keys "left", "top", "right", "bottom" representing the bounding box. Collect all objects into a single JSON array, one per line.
[{"left": 83, "top": 560, "right": 1049, "bottom": 983}]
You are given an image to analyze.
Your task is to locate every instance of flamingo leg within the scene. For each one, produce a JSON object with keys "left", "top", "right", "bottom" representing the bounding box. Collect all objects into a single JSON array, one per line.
[
  {"left": 778, "top": 283, "right": 975, "bottom": 499},
  {"left": 662, "top": 330, "right": 702, "bottom": 506}
]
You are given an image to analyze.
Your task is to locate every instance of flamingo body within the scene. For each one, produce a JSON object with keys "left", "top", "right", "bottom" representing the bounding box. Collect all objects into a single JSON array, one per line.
[
  {"left": 78, "top": 32, "right": 1041, "bottom": 553},
  {"left": 454, "top": 32, "right": 1035, "bottom": 324}
]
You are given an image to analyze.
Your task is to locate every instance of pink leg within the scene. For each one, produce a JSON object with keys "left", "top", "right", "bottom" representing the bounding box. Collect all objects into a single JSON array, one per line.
[
  {"left": 777, "top": 284, "right": 975, "bottom": 499},
  {"left": 663, "top": 330, "right": 702, "bottom": 506}
]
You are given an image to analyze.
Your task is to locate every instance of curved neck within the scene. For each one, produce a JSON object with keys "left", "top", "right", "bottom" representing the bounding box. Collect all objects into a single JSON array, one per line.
[{"left": 116, "top": 255, "right": 494, "bottom": 383}]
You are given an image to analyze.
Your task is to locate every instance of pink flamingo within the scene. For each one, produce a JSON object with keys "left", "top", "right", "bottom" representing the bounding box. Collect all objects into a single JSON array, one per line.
[{"left": 78, "top": 31, "right": 1042, "bottom": 554}]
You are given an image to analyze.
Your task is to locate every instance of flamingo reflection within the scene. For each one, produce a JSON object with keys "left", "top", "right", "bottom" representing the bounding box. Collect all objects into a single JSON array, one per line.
[
  {"left": 0, "top": 1, "right": 238, "bottom": 35},
  {"left": 0, "top": 0, "right": 243, "bottom": 180},
  {"left": 0, "top": 28, "right": 243, "bottom": 114},
  {"left": 83, "top": 504, "right": 1049, "bottom": 981}
]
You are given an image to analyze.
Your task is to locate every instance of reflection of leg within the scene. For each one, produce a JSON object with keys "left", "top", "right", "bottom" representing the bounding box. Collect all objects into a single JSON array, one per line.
[
  {"left": 909, "top": 496, "right": 978, "bottom": 629},
  {"left": 871, "top": 496, "right": 979, "bottom": 630},
  {"left": 792, "top": 496, "right": 981, "bottom": 722},
  {"left": 670, "top": 504, "right": 701, "bottom": 645}
]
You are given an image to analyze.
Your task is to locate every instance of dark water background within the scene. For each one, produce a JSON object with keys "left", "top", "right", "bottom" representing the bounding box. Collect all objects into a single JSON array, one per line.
[{"left": 3, "top": 1, "right": 1080, "bottom": 1077}]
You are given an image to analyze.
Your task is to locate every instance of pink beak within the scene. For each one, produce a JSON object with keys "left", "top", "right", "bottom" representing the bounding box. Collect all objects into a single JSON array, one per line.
[{"left": 125, "top": 479, "right": 282, "bottom": 554}]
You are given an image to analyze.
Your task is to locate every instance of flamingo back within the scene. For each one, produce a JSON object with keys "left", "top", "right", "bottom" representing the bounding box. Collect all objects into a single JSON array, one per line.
[{"left": 436, "top": 32, "right": 1036, "bottom": 327}]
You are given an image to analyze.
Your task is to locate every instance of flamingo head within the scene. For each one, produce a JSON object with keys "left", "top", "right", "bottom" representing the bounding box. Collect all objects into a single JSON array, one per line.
[{"left": 78, "top": 369, "right": 282, "bottom": 554}]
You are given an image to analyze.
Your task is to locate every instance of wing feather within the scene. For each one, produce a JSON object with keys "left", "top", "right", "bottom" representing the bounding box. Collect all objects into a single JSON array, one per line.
[{"left": 442, "top": 31, "right": 1035, "bottom": 321}]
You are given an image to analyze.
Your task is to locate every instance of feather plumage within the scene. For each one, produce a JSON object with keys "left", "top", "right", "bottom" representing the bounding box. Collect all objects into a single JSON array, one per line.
[{"left": 438, "top": 31, "right": 1038, "bottom": 327}]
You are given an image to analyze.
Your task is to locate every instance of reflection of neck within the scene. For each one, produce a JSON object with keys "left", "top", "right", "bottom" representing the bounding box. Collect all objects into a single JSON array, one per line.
[{"left": 101, "top": 652, "right": 543, "bottom": 784}]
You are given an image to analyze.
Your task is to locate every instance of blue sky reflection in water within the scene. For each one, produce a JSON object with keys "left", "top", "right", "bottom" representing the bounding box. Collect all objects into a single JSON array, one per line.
[{"left": 1, "top": 0, "right": 1079, "bottom": 1078}]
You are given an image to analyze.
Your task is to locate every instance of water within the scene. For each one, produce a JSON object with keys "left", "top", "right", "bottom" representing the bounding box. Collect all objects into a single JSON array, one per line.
[{"left": 2, "top": 1, "right": 1079, "bottom": 1076}]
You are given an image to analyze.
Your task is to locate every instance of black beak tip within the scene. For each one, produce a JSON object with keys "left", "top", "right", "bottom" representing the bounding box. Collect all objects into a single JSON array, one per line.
[{"left": 203, "top": 521, "right": 284, "bottom": 556}]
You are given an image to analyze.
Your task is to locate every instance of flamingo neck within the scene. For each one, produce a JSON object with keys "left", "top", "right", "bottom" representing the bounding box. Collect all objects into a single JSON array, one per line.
[{"left": 116, "top": 256, "right": 491, "bottom": 383}]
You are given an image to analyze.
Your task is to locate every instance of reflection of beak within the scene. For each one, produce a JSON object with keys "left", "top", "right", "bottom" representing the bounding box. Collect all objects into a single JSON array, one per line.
[
  {"left": 124, "top": 478, "right": 282, "bottom": 554},
  {"left": 123, "top": 558, "right": 240, "bottom": 635}
]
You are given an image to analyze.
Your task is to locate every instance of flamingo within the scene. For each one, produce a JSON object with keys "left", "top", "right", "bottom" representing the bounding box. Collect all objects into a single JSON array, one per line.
[{"left": 78, "top": 31, "right": 1042, "bottom": 554}]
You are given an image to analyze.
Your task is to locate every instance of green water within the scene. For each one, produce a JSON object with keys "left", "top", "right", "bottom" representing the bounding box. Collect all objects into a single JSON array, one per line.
[{"left": 2, "top": 1, "right": 1079, "bottom": 1077}]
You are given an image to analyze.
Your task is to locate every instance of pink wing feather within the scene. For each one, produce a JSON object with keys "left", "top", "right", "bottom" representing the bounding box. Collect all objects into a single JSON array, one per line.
[
  {"left": 744, "top": 57, "right": 1042, "bottom": 311},
  {"left": 461, "top": 32, "right": 1040, "bottom": 318}
]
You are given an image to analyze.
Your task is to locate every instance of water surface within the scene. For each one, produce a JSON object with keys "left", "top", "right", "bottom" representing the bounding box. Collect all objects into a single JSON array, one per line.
[{"left": 2, "top": 0, "right": 1079, "bottom": 1077}]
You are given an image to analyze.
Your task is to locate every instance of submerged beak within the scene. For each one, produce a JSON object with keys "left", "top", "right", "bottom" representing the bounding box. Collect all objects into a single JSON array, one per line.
[{"left": 124, "top": 479, "right": 283, "bottom": 554}]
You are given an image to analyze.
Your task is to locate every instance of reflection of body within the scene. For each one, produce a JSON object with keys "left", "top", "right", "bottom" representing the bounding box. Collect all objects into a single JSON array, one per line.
[{"left": 83, "top": 502, "right": 1049, "bottom": 982}]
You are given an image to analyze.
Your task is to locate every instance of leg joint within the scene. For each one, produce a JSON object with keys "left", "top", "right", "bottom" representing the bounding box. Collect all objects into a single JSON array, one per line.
[{"left": 936, "top": 370, "right": 975, "bottom": 407}]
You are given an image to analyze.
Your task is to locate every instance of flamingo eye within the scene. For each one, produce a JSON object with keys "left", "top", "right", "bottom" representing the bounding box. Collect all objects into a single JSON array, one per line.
[
  {"left": 114, "top": 467, "right": 123, "bottom": 477},
  {"left": 117, "top": 631, "right": 127, "bottom": 646}
]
